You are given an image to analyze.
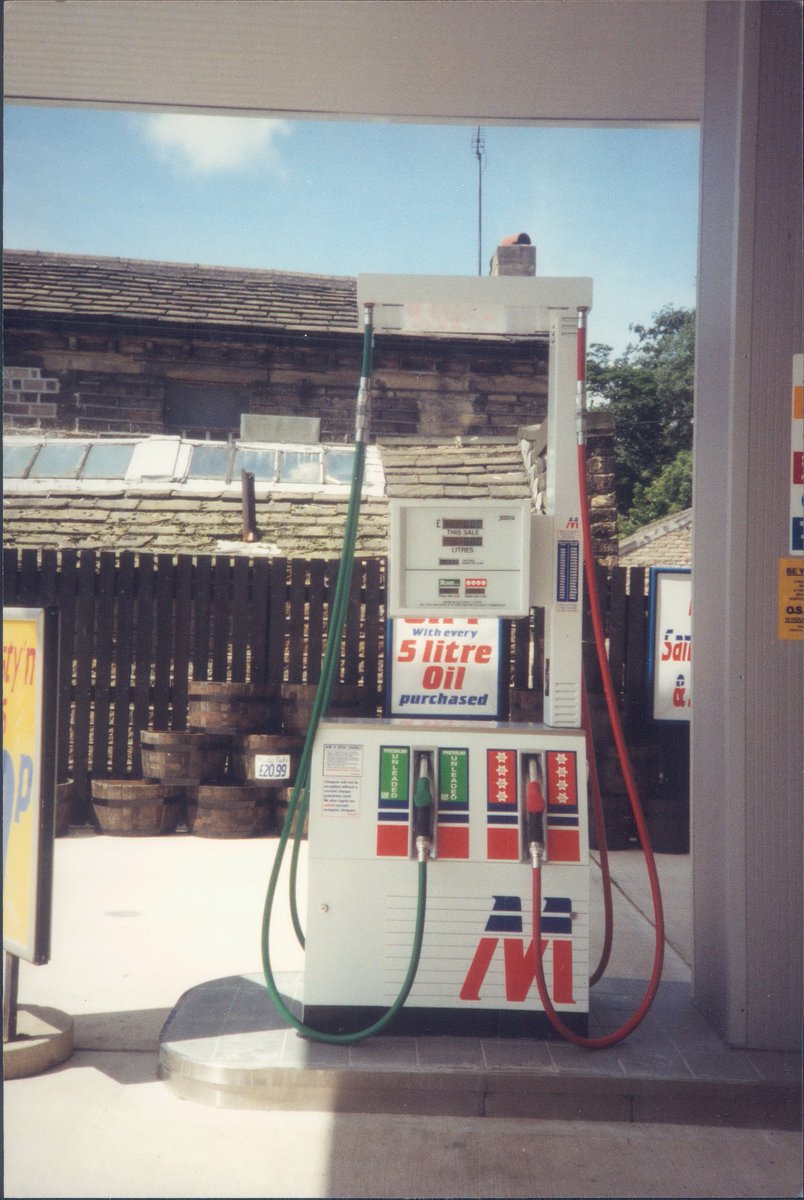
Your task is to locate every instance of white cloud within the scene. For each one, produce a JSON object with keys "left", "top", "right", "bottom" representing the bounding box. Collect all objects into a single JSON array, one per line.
[{"left": 140, "top": 114, "right": 291, "bottom": 174}]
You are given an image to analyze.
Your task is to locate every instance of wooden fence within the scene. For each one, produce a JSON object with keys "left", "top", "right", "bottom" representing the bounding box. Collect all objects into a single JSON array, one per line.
[{"left": 3, "top": 548, "right": 676, "bottom": 838}]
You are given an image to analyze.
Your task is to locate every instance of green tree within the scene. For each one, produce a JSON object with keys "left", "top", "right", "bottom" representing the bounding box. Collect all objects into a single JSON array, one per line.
[
  {"left": 620, "top": 449, "right": 692, "bottom": 536},
  {"left": 588, "top": 305, "right": 694, "bottom": 532}
]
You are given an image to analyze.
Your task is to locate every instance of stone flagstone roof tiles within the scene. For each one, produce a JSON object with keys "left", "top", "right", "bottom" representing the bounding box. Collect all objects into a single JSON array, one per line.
[{"left": 3, "top": 249, "right": 359, "bottom": 334}]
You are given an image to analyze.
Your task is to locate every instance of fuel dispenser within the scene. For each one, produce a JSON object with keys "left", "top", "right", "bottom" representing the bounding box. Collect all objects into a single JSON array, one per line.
[
  {"left": 303, "top": 725, "right": 589, "bottom": 1037},
  {"left": 262, "top": 273, "right": 664, "bottom": 1047}
]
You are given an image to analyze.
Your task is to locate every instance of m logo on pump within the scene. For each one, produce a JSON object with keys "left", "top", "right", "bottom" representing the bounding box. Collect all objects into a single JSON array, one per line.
[{"left": 459, "top": 894, "right": 576, "bottom": 1005}]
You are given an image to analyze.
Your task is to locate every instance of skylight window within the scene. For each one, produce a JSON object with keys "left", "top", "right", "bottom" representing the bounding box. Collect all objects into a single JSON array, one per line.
[
  {"left": 3, "top": 443, "right": 40, "bottom": 479},
  {"left": 280, "top": 451, "right": 321, "bottom": 484},
  {"left": 325, "top": 448, "right": 356, "bottom": 484},
  {"left": 3, "top": 436, "right": 369, "bottom": 492},
  {"left": 82, "top": 443, "right": 136, "bottom": 478},
  {"left": 233, "top": 447, "right": 278, "bottom": 481},
  {"left": 29, "top": 442, "right": 88, "bottom": 478},
  {"left": 128, "top": 438, "right": 182, "bottom": 479},
  {"left": 187, "top": 443, "right": 231, "bottom": 479}
]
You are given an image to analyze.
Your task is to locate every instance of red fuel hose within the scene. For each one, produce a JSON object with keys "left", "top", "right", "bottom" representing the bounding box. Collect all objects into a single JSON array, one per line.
[
  {"left": 530, "top": 441, "right": 665, "bottom": 1048},
  {"left": 583, "top": 669, "right": 613, "bottom": 987}
]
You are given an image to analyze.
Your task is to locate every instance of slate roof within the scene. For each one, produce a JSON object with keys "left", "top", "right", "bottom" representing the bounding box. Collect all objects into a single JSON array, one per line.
[
  {"left": 3, "top": 249, "right": 358, "bottom": 334},
  {"left": 3, "top": 436, "right": 533, "bottom": 559},
  {"left": 618, "top": 508, "right": 692, "bottom": 568},
  {"left": 380, "top": 438, "right": 532, "bottom": 501}
]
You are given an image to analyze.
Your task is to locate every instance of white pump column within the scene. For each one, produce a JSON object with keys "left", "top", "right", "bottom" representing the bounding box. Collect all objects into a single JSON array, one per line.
[
  {"left": 358, "top": 273, "right": 592, "bottom": 729},
  {"left": 539, "top": 308, "right": 584, "bottom": 727}
]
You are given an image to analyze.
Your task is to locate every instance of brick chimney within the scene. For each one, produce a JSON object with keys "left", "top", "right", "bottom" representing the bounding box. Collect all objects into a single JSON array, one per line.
[{"left": 489, "top": 232, "right": 536, "bottom": 277}]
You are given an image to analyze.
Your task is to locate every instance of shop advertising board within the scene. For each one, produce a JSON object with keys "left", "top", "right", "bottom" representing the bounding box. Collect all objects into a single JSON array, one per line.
[
  {"left": 387, "top": 617, "right": 502, "bottom": 718},
  {"left": 647, "top": 569, "right": 692, "bottom": 723},
  {"left": 3, "top": 607, "right": 58, "bottom": 964}
]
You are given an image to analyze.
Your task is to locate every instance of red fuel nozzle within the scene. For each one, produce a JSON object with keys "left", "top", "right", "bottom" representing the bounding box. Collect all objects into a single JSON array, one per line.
[
  {"left": 525, "top": 760, "right": 545, "bottom": 866},
  {"left": 526, "top": 779, "right": 545, "bottom": 814}
]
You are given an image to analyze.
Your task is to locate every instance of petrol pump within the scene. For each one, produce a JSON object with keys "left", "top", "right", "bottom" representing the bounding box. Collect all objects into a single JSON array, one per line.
[{"left": 262, "top": 273, "right": 664, "bottom": 1047}]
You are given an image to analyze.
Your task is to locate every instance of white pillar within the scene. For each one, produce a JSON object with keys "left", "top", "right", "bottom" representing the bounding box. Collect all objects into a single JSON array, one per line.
[{"left": 693, "top": 0, "right": 803, "bottom": 1049}]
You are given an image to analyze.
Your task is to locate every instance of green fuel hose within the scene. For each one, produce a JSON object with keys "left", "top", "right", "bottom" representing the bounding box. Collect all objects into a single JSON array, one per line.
[{"left": 260, "top": 305, "right": 431, "bottom": 1044}]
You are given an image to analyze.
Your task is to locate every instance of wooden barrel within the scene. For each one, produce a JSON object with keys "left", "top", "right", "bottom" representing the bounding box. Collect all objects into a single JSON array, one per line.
[
  {"left": 187, "top": 681, "right": 280, "bottom": 734},
  {"left": 140, "top": 730, "right": 231, "bottom": 785},
  {"left": 91, "top": 779, "right": 185, "bottom": 836},
  {"left": 229, "top": 734, "right": 304, "bottom": 787},
  {"left": 55, "top": 780, "right": 75, "bottom": 836},
  {"left": 186, "top": 784, "right": 275, "bottom": 838},
  {"left": 280, "top": 684, "right": 373, "bottom": 735}
]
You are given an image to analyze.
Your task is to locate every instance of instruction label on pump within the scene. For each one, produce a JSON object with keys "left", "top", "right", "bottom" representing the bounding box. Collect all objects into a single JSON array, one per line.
[
  {"left": 321, "top": 742, "right": 363, "bottom": 816},
  {"left": 322, "top": 777, "right": 360, "bottom": 816},
  {"left": 323, "top": 743, "right": 363, "bottom": 776}
]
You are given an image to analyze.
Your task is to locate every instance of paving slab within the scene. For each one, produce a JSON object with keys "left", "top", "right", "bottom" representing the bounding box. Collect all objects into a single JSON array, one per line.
[
  {"left": 5, "top": 832, "right": 802, "bottom": 1199},
  {"left": 159, "top": 969, "right": 800, "bottom": 1128}
]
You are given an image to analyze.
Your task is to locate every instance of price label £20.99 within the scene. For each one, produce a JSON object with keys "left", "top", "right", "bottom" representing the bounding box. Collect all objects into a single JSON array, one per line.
[{"left": 254, "top": 755, "right": 291, "bottom": 781}]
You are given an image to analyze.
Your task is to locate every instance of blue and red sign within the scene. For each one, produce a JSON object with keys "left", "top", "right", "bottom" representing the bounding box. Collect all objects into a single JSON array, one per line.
[{"left": 459, "top": 893, "right": 576, "bottom": 1005}]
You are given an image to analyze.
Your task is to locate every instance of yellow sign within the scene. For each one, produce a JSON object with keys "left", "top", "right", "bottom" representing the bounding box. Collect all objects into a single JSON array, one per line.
[
  {"left": 778, "top": 558, "right": 804, "bottom": 641},
  {"left": 3, "top": 608, "right": 56, "bottom": 963}
]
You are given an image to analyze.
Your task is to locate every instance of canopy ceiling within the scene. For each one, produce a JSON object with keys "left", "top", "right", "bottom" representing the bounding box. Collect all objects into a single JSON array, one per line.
[{"left": 4, "top": 0, "right": 704, "bottom": 125}]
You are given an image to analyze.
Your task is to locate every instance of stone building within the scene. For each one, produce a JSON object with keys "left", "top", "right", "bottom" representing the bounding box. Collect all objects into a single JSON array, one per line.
[
  {"left": 2, "top": 243, "right": 617, "bottom": 562},
  {"left": 618, "top": 509, "right": 692, "bottom": 570}
]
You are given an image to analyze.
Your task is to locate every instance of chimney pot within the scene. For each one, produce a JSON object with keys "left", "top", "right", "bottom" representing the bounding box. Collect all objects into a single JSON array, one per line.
[{"left": 490, "top": 234, "right": 536, "bottom": 277}]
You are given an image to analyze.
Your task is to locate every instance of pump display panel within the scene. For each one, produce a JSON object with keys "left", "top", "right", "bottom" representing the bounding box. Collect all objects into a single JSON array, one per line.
[{"left": 388, "top": 499, "right": 531, "bottom": 617}]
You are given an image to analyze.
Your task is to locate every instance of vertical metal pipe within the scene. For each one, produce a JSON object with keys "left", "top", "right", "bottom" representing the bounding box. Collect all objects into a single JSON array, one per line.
[
  {"left": 354, "top": 303, "right": 374, "bottom": 444},
  {"left": 576, "top": 306, "right": 590, "bottom": 444},
  {"left": 3, "top": 951, "right": 20, "bottom": 1043},
  {"left": 241, "top": 469, "right": 257, "bottom": 542}
]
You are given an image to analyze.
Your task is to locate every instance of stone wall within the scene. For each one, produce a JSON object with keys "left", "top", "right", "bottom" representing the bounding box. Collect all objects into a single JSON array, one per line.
[
  {"left": 2, "top": 320, "right": 550, "bottom": 441},
  {"left": 520, "top": 409, "right": 618, "bottom": 567},
  {"left": 3, "top": 365, "right": 62, "bottom": 428}
]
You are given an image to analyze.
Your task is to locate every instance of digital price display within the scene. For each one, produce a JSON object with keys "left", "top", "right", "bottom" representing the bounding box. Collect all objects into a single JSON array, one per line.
[{"left": 388, "top": 499, "right": 531, "bottom": 617}]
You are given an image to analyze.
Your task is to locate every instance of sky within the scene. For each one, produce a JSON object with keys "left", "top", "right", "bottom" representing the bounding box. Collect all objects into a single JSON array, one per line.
[{"left": 3, "top": 106, "right": 700, "bottom": 356}]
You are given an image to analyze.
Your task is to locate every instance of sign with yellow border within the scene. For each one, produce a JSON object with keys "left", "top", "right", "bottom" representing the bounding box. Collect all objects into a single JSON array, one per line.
[
  {"left": 778, "top": 558, "right": 804, "bottom": 641},
  {"left": 3, "top": 607, "right": 58, "bottom": 964}
]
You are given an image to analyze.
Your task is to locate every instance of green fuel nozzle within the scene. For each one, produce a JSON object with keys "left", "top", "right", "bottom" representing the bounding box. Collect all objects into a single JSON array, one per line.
[{"left": 413, "top": 754, "right": 434, "bottom": 861}]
